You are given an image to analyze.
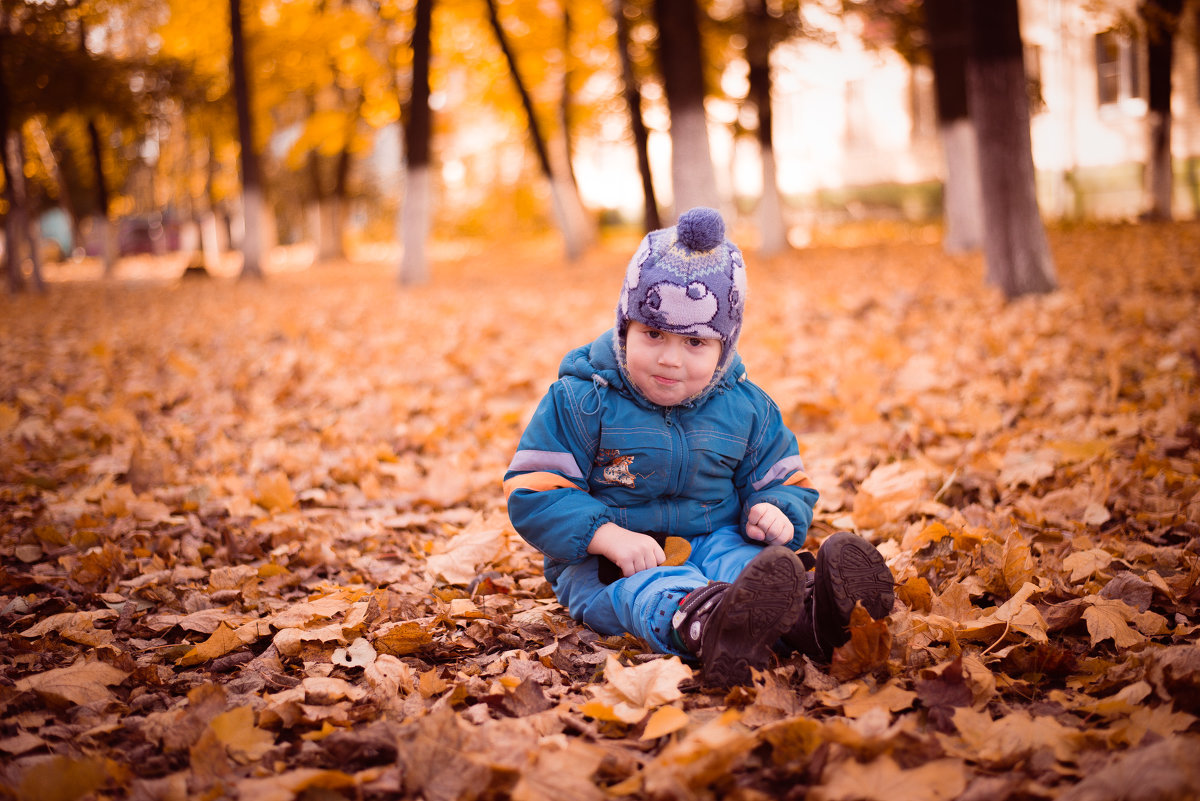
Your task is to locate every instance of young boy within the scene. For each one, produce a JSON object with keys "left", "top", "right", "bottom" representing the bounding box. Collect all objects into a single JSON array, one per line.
[{"left": 504, "top": 207, "right": 893, "bottom": 686}]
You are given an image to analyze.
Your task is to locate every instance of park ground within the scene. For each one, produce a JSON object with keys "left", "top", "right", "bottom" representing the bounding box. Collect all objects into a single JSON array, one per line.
[{"left": 0, "top": 221, "right": 1198, "bottom": 800}]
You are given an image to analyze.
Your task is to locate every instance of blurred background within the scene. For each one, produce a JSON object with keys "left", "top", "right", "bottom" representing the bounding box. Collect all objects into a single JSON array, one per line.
[{"left": 1, "top": 0, "right": 1197, "bottom": 288}]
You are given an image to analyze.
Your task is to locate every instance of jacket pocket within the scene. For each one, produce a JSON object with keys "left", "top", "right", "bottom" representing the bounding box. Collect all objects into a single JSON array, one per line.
[
  {"left": 685, "top": 430, "right": 747, "bottom": 488},
  {"left": 591, "top": 429, "right": 671, "bottom": 500}
]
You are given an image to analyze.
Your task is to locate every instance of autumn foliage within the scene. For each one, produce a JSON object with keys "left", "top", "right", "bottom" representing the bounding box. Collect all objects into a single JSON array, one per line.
[{"left": 1, "top": 222, "right": 1198, "bottom": 800}]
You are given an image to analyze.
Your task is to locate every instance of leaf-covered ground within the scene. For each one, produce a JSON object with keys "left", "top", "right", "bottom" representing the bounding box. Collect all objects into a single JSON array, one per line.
[{"left": 1, "top": 222, "right": 1198, "bottom": 801}]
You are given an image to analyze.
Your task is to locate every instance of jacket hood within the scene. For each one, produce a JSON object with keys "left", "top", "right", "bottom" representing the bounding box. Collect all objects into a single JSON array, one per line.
[{"left": 558, "top": 329, "right": 745, "bottom": 410}]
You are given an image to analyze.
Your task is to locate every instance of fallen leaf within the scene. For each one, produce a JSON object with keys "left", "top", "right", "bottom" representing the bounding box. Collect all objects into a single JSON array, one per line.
[
  {"left": 209, "top": 705, "right": 276, "bottom": 763},
  {"left": 1057, "top": 735, "right": 1200, "bottom": 801},
  {"left": 332, "top": 637, "right": 377, "bottom": 669},
  {"left": 585, "top": 655, "right": 693, "bottom": 724},
  {"left": 178, "top": 621, "right": 245, "bottom": 666},
  {"left": 830, "top": 605, "right": 892, "bottom": 681},
  {"left": 641, "top": 705, "right": 690, "bottom": 740},
  {"left": 235, "top": 768, "right": 358, "bottom": 801},
  {"left": 813, "top": 755, "right": 968, "bottom": 801},
  {"left": 14, "top": 660, "right": 128, "bottom": 707}
]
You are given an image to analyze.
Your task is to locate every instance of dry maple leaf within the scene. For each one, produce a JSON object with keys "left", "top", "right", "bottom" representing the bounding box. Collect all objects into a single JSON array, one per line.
[
  {"left": 13, "top": 660, "right": 128, "bottom": 708},
  {"left": 583, "top": 655, "right": 693, "bottom": 724}
]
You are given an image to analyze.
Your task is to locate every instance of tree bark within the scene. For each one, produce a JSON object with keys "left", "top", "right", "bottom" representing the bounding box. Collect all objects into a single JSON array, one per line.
[
  {"left": 400, "top": 0, "right": 434, "bottom": 285},
  {"left": 965, "top": 0, "right": 1056, "bottom": 299},
  {"left": 230, "top": 0, "right": 265, "bottom": 279},
  {"left": 613, "top": 0, "right": 660, "bottom": 232},
  {"left": 653, "top": 0, "right": 719, "bottom": 217},
  {"left": 746, "top": 0, "right": 786, "bottom": 255},
  {"left": 926, "top": 0, "right": 982, "bottom": 253},
  {"left": 485, "top": 0, "right": 584, "bottom": 260},
  {"left": 3, "top": 130, "right": 46, "bottom": 292},
  {"left": 1140, "top": 0, "right": 1182, "bottom": 221}
]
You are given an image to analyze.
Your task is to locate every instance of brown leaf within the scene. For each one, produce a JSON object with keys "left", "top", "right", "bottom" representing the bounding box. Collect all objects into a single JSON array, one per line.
[
  {"left": 916, "top": 657, "right": 973, "bottom": 732},
  {"left": 373, "top": 621, "right": 433, "bottom": 656},
  {"left": 813, "top": 755, "right": 968, "bottom": 801},
  {"left": 511, "top": 741, "right": 606, "bottom": 801},
  {"left": 234, "top": 768, "right": 358, "bottom": 801},
  {"left": 830, "top": 605, "right": 892, "bottom": 681},
  {"left": 1057, "top": 735, "right": 1200, "bottom": 801},
  {"left": 396, "top": 704, "right": 494, "bottom": 801},
  {"left": 177, "top": 621, "right": 245, "bottom": 666},
  {"left": 15, "top": 754, "right": 126, "bottom": 801},
  {"left": 209, "top": 705, "right": 276, "bottom": 763},
  {"left": 14, "top": 659, "right": 127, "bottom": 707}
]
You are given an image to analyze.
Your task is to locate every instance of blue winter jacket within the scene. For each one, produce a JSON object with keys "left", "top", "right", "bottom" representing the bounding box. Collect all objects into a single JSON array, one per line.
[{"left": 504, "top": 331, "right": 819, "bottom": 582}]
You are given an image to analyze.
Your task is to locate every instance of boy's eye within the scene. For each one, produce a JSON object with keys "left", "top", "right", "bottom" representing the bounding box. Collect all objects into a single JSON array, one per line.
[
  {"left": 645, "top": 329, "right": 663, "bottom": 340},
  {"left": 686, "top": 338, "right": 706, "bottom": 347}
]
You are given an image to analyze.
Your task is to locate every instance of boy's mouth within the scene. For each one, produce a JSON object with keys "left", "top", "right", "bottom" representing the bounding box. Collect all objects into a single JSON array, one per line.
[{"left": 652, "top": 375, "right": 680, "bottom": 386}]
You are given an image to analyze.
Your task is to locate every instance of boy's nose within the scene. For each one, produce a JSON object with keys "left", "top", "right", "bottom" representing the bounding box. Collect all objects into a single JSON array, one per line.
[{"left": 658, "top": 345, "right": 682, "bottom": 366}]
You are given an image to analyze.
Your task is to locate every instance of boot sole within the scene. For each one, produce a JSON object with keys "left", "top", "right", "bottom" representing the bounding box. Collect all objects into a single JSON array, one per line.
[
  {"left": 701, "top": 546, "right": 806, "bottom": 687},
  {"left": 814, "top": 532, "right": 895, "bottom": 651}
]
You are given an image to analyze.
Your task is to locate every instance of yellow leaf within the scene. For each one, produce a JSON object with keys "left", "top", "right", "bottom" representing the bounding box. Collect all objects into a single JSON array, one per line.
[
  {"left": 210, "top": 705, "right": 276, "bottom": 763},
  {"left": 1082, "top": 597, "right": 1146, "bottom": 648},
  {"left": 255, "top": 470, "right": 296, "bottom": 512},
  {"left": 662, "top": 536, "right": 691, "bottom": 566},
  {"left": 641, "top": 705, "right": 690, "bottom": 740},
  {"left": 948, "top": 707, "right": 1083, "bottom": 766},
  {"left": 16, "top": 754, "right": 125, "bottom": 801},
  {"left": 0, "top": 402, "right": 19, "bottom": 434},
  {"left": 177, "top": 621, "right": 244, "bottom": 666},
  {"left": 374, "top": 621, "right": 433, "bottom": 656},
  {"left": 587, "top": 655, "right": 693, "bottom": 724},
  {"left": 1064, "top": 548, "right": 1114, "bottom": 583}
]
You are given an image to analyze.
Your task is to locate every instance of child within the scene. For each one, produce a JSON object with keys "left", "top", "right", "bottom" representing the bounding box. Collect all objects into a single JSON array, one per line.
[{"left": 504, "top": 207, "right": 893, "bottom": 686}]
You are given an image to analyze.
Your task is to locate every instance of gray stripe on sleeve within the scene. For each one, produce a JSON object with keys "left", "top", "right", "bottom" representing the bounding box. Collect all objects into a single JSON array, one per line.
[
  {"left": 508, "top": 449, "right": 585, "bottom": 480},
  {"left": 752, "top": 454, "right": 807, "bottom": 491}
]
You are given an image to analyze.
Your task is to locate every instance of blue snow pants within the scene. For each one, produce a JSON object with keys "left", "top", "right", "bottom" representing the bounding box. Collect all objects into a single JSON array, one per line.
[{"left": 548, "top": 524, "right": 771, "bottom": 656}]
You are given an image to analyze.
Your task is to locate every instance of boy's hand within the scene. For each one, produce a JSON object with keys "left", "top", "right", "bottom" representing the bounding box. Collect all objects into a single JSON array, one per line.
[
  {"left": 588, "top": 523, "right": 666, "bottom": 578},
  {"left": 746, "top": 503, "right": 794, "bottom": 546}
]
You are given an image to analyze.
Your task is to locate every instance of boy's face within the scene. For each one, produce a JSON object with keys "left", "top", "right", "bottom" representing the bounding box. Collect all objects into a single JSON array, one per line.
[{"left": 624, "top": 321, "right": 722, "bottom": 406}]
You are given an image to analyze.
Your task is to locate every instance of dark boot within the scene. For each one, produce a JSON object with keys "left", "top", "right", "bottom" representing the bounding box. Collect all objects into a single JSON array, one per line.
[
  {"left": 783, "top": 531, "right": 894, "bottom": 662},
  {"left": 671, "top": 545, "right": 807, "bottom": 687}
]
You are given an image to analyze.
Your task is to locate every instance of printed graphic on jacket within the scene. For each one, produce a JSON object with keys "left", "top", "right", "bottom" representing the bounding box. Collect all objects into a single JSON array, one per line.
[{"left": 595, "top": 449, "right": 651, "bottom": 488}]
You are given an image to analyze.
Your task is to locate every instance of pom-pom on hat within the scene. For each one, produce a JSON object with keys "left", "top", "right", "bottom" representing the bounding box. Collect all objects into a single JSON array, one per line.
[{"left": 615, "top": 206, "right": 747, "bottom": 402}]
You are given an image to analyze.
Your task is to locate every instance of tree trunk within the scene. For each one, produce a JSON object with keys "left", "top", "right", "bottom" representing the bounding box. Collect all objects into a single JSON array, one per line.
[
  {"left": 653, "top": 0, "right": 719, "bottom": 217},
  {"left": 965, "top": 0, "right": 1056, "bottom": 299},
  {"left": 399, "top": 0, "right": 434, "bottom": 285},
  {"left": 612, "top": 0, "right": 660, "bottom": 232},
  {"left": 1140, "top": 0, "right": 1182, "bottom": 221},
  {"left": 4, "top": 130, "right": 46, "bottom": 292},
  {"left": 230, "top": 0, "right": 265, "bottom": 279},
  {"left": 485, "top": 0, "right": 584, "bottom": 260},
  {"left": 926, "top": 0, "right": 982, "bottom": 253},
  {"left": 746, "top": 0, "right": 786, "bottom": 255},
  {"left": 79, "top": 21, "right": 118, "bottom": 276}
]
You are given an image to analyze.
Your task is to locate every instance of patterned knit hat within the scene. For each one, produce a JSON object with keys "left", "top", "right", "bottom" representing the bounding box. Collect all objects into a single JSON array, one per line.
[{"left": 615, "top": 207, "right": 747, "bottom": 400}]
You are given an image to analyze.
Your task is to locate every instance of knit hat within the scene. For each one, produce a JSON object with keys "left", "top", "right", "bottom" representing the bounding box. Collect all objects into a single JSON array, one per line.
[{"left": 615, "top": 207, "right": 747, "bottom": 401}]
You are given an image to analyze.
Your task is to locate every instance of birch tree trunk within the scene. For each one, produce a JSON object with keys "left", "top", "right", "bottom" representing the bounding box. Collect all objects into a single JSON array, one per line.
[
  {"left": 926, "top": 0, "right": 982, "bottom": 253},
  {"left": 399, "top": 0, "right": 433, "bottom": 285},
  {"left": 746, "top": 0, "right": 786, "bottom": 255},
  {"left": 230, "top": 0, "right": 265, "bottom": 280},
  {"left": 654, "top": 0, "right": 719, "bottom": 217}
]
